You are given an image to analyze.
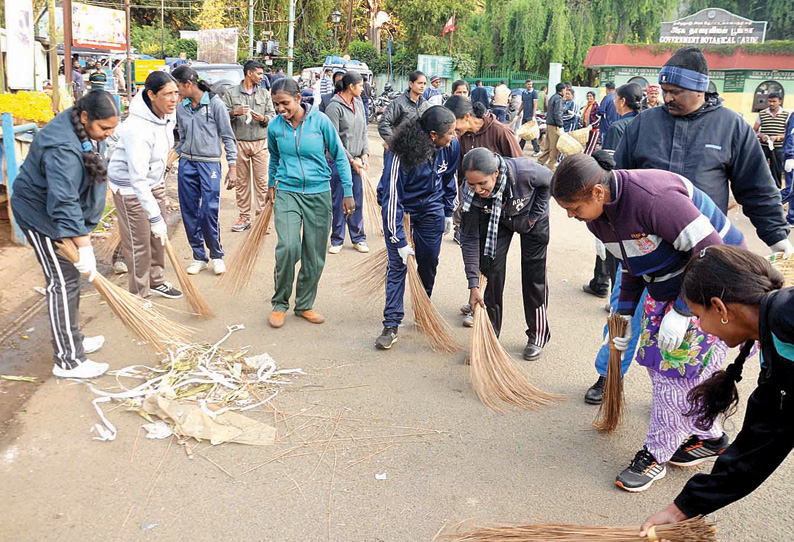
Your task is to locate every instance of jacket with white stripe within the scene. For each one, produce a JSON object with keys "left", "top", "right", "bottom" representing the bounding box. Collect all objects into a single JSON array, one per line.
[
  {"left": 586, "top": 169, "right": 745, "bottom": 315},
  {"left": 377, "top": 139, "right": 460, "bottom": 248}
]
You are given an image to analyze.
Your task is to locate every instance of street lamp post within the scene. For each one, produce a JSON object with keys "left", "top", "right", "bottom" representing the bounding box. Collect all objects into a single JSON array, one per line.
[{"left": 330, "top": 9, "right": 342, "bottom": 54}]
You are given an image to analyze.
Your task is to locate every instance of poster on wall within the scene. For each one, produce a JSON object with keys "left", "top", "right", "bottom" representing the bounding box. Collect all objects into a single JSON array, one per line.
[
  {"left": 4, "top": 0, "right": 35, "bottom": 89},
  {"left": 197, "top": 29, "right": 239, "bottom": 64},
  {"left": 72, "top": 2, "right": 127, "bottom": 51}
]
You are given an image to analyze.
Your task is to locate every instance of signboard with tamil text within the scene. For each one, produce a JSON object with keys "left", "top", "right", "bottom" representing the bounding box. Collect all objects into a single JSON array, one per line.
[
  {"left": 660, "top": 8, "right": 766, "bottom": 46},
  {"left": 417, "top": 55, "right": 453, "bottom": 80}
]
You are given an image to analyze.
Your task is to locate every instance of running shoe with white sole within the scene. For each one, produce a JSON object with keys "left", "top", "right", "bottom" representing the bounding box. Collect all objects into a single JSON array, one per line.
[
  {"left": 328, "top": 245, "right": 342, "bottom": 254},
  {"left": 375, "top": 327, "right": 398, "bottom": 350},
  {"left": 82, "top": 335, "right": 105, "bottom": 354},
  {"left": 151, "top": 282, "right": 183, "bottom": 299},
  {"left": 53, "top": 359, "right": 109, "bottom": 379},
  {"left": 186, "top": 260, "right": 208, "bottom": 275},
  {"left": 212, "top": 259, "right": 226, "bottom": 275},
  {"left": 615, "top": 447, "right": 666, "bottom": 493},
  {"left": 669, "top": 433, "right": 729, "bottom": 467},
  {"left": 353, "top": 242, "right": 370, "bottom": 253}
]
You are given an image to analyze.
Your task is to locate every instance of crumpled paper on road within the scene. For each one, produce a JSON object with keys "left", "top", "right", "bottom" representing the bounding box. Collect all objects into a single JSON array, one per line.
[{"left": 143, "top": 395, "right": 276, "bottom": 446}]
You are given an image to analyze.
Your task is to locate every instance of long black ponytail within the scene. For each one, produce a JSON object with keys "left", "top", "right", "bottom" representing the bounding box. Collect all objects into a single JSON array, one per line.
[
  {"left": 682, "top": 245, "right": 785, "bottom": 430},
  {"left": 70, "top": 90, "right": 118, "bottom": 185},
  {"left": 171, "top": 65, "right": 213, "bottom": 96}
]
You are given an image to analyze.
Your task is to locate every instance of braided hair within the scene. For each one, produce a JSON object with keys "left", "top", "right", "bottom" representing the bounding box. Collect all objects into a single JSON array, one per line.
[{"left": 69, "top": 90, "right": 118, "bottom": 185}]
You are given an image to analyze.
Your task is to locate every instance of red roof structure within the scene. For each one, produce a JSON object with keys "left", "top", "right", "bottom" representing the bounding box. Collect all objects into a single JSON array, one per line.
[{"left": 584, "top": 44, "right": 794, "bottom": 70}]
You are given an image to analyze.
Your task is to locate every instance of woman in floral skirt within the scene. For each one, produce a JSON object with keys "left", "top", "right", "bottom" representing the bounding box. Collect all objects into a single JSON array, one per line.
[{"left": 551, "top": 151, "right": 746, "bottom": 493}]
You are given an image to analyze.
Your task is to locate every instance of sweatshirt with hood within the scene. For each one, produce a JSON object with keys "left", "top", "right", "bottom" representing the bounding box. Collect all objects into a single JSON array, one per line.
[
  {"left": 107, "top": 92, "right": 174, "bottom": 225},
  {"left": 457, "top": 113, "right": 522, "bottom": 179},
  {"left": 267, "top": 103, "right": 352, "bottom": 196},
  {"left": 614, "top": 94, "right": 789, "bottom": 246},
  {"left": 324, "top": 94, "right": 369, "bottom": 161},
  {"left": 11, "top": 109, "right": 106, "bottom": 239},
  {"left": 175, "top": 91, "right": 237, "bottom": 166}
]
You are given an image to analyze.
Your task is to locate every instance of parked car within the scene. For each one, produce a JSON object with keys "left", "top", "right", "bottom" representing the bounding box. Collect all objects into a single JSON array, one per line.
[{"left": 190, "top": 63, "right": 244, "bottom": 97}]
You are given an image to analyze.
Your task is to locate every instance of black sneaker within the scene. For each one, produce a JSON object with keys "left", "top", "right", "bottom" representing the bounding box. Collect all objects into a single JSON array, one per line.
[
  {"left": 375, "top": 327, "right": 398, "bottom": 350},
  {"left": 453, "top": 229, "right": 461, "bottom": 246},
  {"left": 669, "top": 433, "right": 729, "bottom": 467},
  {"left": 584, "top": 375, "right": 606, "bottom": 405},
  {"left": 615, "top": 447, "right": 666, "bottom": 493},
  {"left": 523, "top": 342, "right": 543, "bottom": 361},
  {"left": 582, "top": 283, "right": 609, "bottom": 299},
  {"left": 151, "top": 282, "right": 183, "bottom": 299}
]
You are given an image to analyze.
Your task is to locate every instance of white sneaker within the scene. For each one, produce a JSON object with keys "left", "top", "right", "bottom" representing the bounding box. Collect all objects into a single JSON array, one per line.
[
  {"left": 328, "top": 245, "right": 342, "bottom": 254},
  {"left": 212, "top": 258, "right": 226, "bottom": 275},
  {"left": 353, "top": 242, "right": 370, "bottom": 253},
  {"left": 53, "top": 359, "right": 109, "bottom": 379},
  {"left": 186, "top": 260, "right": 208, "bottom": 275},
  {"left": 82, "top": 335, "right": 105, "bottom": 354}
]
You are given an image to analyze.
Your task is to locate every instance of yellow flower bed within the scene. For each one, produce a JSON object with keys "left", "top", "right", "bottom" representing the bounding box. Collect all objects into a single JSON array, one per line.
[{"left": 0, "top": 91, "right": 55, "bottom": 124}]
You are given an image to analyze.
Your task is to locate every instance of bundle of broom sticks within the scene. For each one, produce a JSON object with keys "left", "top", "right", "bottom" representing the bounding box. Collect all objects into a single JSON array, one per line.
[
  {"left": 163, "top": 238, "right": 213, "bottom": 318},
  {"left": 593, "top": 312, "right": 628, "bottom": 432},
  {"left": 468, "top": 276, "right": 559, "bottom": 411},
  {"left": 345, "top": 246, "right": 389, "bottom": 297},
  {"left": 436, "top": 516, "right": 718, "bottom": 542},
  {"left": 219, "top": 199, "right": 275, "bottom": 294},
  {"left": 361, "top": 170, "right": 383, "bottom": 237},
  {"left": 57, "top": 239, "right": 193, "bottom": 351}
]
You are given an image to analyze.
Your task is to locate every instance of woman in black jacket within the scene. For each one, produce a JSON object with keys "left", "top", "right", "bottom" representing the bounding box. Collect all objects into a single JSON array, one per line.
[
  {"left": 11, "top": 91, "right": 119, "bottom": 379},
  {"left": 459, "top": 147, "right": 552, "bottom": 360},
  {"left": 602, "top": 83, "right": 641, "bottom": 152}
]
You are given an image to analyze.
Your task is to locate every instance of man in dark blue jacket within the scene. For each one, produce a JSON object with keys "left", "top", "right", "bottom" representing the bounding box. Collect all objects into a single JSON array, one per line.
[
  {"left": 470, "top": 80, "right": 489, "bottom": 111},
  {"left": 597, "top": 82, "right": 618, "bottom": 138}
]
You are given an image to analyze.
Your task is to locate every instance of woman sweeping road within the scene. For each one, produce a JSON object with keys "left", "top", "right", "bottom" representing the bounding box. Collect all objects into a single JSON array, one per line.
[
  {"left": 552, "top": 151, "right": 745, "bottom": 493},
  {"left": 375, "top": 106, "right": 460, "bottom": 350},
  {"left": 266, "top": 78, "right": 353, "bottom": 328},
  {"left": 107, "top": 71, "right": 182, "bottom": 301},
  {"left": 172, "top": 65, "right": 237, "bottom": 276},
  {"left": 11, "top": 91, "right": 119, "bottom": 379},
  {"left": 641, "top": 246, "right": 794, "bottom": 531},
  {"left": 324, "top": 70, "right": 371, "bottom": 255},
  {"left": 458, "top": 148, "right": 552, "bottom": 361}
]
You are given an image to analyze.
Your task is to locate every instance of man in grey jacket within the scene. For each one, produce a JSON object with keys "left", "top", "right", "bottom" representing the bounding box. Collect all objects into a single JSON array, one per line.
[
  {"left": 222, "top": 60, "right": 276, "bottom": 232},
  {"left": 377, "top": 70, "right": 429, "bottom": 147},
  {"left": 535, "top": 83, "right": 565, "bottom": 171}
]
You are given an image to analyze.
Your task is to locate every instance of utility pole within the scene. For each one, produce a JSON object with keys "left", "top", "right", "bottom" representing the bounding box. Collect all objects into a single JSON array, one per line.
[
  {"left": 287, "top": 0, "right": 295, "bottom": 75},
  {"left": 345, "top": 0, "right": 354, "bottom": 48},
  {"left": 63, "top": 0, "right": 73, "bottom": 90},
  {"left": 125, "top": 0, "right": 132, "bottom": 105},
  {"left": 161, "top": 0, "right": 165, "bottom": 58},
  {"left": 48, "top": 0, "right": 60, "bottom": 111},
  {"left": 248, "top": 0, "right": 254, "bottom": 58}
]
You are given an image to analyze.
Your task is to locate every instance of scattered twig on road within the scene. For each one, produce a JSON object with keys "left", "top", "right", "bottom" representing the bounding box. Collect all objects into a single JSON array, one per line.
[
  {"left": 146, "top": 436, "right": 174, "bottom": 501},
  {"left": 342, "top": 445, "right": 393, "bottom": 471}
]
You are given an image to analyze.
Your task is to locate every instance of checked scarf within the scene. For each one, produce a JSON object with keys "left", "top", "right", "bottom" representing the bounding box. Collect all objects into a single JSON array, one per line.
[{"left": 461, "top": 154, "right": 507, "bottom": 259}]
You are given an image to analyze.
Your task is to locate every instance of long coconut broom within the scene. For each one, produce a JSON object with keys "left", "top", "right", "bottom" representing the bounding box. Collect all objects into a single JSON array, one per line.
[
  {"left": 345, "top": 246, "right": 389, "bottom": 296},
  {"left": 58, "top": 239, "right": 193, "bottom": 351},
  {"left": 436, "top": 516, "right": 718, "bottom": 542},
  {"left": 218, "top": 199, "right": 275, "bottom": 294},
  {"left": 163, "top": 238, "right": 213, "bottom": 318},
  {"left": 593, "top": 312, "right": 628, "bottom": 432},
  {"left": 96, "top": 221, "right": 121, "bottom": 262},
  {"left": 468, "top": 281, "right": 560, "bottom": 411},
  {"left": 361, "top": 170, "right": 383, "bottom": 237}
]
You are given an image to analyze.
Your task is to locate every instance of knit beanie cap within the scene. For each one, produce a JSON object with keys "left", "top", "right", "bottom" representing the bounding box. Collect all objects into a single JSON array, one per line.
[{"left": 659, "top": 46, "right": 710, "bottom": 92}]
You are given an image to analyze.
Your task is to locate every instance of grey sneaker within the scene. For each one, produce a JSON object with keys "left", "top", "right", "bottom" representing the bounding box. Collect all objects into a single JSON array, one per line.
[
  {"left": 375, "top": 326, "right": 398, "bottom": 350},
  {"left": 462, "top": 311, "right": 474, "bottom": 327},
  {"left": 113, "top": 261, "right": 128, "bottom": 274}
]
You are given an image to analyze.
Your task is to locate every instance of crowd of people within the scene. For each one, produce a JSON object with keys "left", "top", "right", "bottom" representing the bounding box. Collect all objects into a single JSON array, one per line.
[{"left": 10, "top": 43, "right": 794, "bottom": 535}]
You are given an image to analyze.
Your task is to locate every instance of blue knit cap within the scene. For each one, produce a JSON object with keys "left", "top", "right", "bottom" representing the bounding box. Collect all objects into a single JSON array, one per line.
[{"left": 659, "top": 46, "right": 710, "bottom": 92}]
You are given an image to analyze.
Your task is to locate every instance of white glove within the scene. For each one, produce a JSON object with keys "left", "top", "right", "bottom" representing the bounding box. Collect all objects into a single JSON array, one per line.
[
  {"left": 770, "top": 238, "right": 794, "bottom": 258},
  {"left": 150, "top": 220, "right": 168, "bottom": 245},
  {"left": 785, "top": 158, "right": 794, "bottom": 173},
  {"left": 397, "top": 244, "right": 415, "bottom": 265},
  {"left": 658, "top": 309, "right": 692, "bottom": 352},
  {"left": 443, "top": 217, "right": 454, "bottom": 236},
  {"left": 74, "top": 245, "right": 97, "bottom": 282},
  {"left": 611, "top": 314, "right": 632, "bottom": 352},
  {"left": 768, "top": 138, "right": 775, "bottom": 151},
  {"left": 595, "top": 238, "right": 607, "bottom": 261}
]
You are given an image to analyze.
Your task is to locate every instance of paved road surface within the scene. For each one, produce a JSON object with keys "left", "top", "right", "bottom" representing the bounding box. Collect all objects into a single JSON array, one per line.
[{"left": 0, "top": 127, "right": 791, "bottom": 541}]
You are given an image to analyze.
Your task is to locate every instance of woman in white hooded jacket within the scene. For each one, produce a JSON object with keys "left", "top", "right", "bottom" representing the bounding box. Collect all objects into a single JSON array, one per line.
[{"left": 107, "top": 71, "right": 183, "bottom": 300}]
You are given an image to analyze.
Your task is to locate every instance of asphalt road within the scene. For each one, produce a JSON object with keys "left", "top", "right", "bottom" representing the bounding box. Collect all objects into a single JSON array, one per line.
[{"left": 0, "top": 127, "right": 792, "bottom": 541}]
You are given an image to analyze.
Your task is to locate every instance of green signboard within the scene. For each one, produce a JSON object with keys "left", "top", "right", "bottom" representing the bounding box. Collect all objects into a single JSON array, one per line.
[
  {"left": 417, "top": 55, "right": 454, "bottom": 79},
  {"left": 724, "top": 71, "right": 745, "bottom": 93},
  {"left": 600, "top": 68, "right": 615, "bottom": 84}
]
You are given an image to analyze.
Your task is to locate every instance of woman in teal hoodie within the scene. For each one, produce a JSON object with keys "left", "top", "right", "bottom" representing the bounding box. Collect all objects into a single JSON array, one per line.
[{"left": 266, "top": 78, "right": 353, "bottom": 328}]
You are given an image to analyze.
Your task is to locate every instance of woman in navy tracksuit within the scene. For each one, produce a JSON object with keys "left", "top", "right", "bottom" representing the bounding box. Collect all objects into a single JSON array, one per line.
[
  {"left": 11, "top": 91, "right": 119, "bottom": 379},
  {"left": 375, "top": 106, "right": 460, "bottom": 350}
]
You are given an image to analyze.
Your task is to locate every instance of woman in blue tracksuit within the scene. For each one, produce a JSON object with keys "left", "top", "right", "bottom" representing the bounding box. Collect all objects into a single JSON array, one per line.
[
  {"left": 375, "top": 106, "right": 460, "bottom": 350},
  {"left": 172, "top": 65, "right": 237, "bottom": 276},
  {"left": 11, "top": 91, "right": 119, "bottom": 379}
]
